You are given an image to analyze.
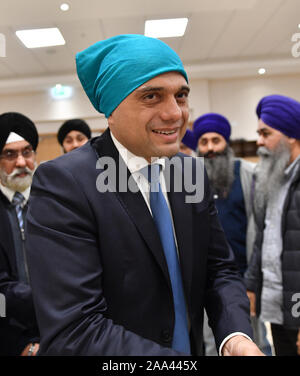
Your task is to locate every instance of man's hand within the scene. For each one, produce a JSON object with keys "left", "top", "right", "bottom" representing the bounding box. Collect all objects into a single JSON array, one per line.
[
  {"left": 222, "top": 335, "right": 265, "bottom": 356},
  {"left": 297, "top": 329, "right": 300, "bottom": 356},
  {"left": 247, "top": 291, "right": 256, "bottom": 317},
  {"left": 20, "top": 343, "right": 39, "bottom": 356}
]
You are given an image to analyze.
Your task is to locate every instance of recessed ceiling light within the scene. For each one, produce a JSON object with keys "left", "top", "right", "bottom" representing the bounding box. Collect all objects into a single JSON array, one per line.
[
  {"left": 144, "top": 18, "right": 188, "bottom": 38},
  {"left": 258, "top": 68, "right": 266, "bottom": 75},
  {"left": 60, "top": 3, "right": 69, "bottom": 11},
  {"left": 298, "top": 23, "right": 300, "bottom": 29},
  {"left": 16, "top": 28, "right": 65, "bottom": 48}
]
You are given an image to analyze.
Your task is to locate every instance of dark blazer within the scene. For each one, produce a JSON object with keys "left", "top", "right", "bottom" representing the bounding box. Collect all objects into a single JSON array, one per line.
[
  {"left": 245, "top": 162, "right": 300, "bottom": 328},
  {"left": 0, "top": 191, "right": 39, "bottom": 355},
  {"left": 26, "top": 129, "right": 253, "bottom": 356}
]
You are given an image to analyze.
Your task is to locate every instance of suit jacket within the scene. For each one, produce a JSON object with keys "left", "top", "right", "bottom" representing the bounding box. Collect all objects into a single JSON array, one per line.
[
  {"left": 0, "top": 191, "right": 39, "bottom": 355},
  {"left": 26, "top": 129, "right": 253, "bottom": 356}
]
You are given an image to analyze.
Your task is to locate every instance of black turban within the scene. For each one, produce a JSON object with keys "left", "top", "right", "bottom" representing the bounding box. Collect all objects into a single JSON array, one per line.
[
  {"left": 0, "top": 112, "right": 39, "bottom": 152},
  {"left": 57, "top": 119, "right": 91, "bottom": 146}
]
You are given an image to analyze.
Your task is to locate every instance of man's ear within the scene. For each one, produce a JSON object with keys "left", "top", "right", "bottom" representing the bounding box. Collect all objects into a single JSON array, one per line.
[
  {"left": 287, "top": 137, "right": 297, "bottom": 146},
  {"left": 107, "top": 114, "right": 114, "bottom": 128}
]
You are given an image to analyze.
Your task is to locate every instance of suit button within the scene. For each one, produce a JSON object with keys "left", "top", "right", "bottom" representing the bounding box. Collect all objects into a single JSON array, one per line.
[{"left": 161, "top": 329, "right": 172, "bottom": 343}]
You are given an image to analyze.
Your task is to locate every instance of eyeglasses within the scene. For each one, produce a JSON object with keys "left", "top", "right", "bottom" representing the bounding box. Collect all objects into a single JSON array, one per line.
[{"left": 0, "top": 147, "right": 35, "bottom": 161}]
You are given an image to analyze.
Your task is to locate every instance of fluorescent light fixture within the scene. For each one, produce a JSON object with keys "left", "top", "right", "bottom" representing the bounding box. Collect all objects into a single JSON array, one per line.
[
  {"left": 60, "top": 3, "right": 70, "bottom": 11},
  {"left": 258, "top": 68, "right": 266, "bottom": 75},
  {"left": 144, "top": 18, "right": 188, "bottom": 38},
  {"left": 50, "top": 84, "right": 73, "bottom": 99},
  {"left": 16, "top": 28, "right": 65, "bottom": 48}
]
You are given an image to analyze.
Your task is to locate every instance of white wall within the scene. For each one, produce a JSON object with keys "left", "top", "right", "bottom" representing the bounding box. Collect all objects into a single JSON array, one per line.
[
  {"left": 0, "top": 86, "right": 108, "bottom": 135},
  {"left": 188, "top": 79, "right": 211, "bottom": 120},
  {"left": 209, "top": 74, "right": 300, "bottom": 140},
  {"left": 0, "top": 73, "right": 300, "bottom": 140}
]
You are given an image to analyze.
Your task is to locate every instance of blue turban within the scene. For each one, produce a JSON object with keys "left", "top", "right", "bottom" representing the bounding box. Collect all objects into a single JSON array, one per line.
[
  {"left": 182, "top": 113, "right": 231, "bottom": 151},
  {"left": 76, "top": 34, "right": 188, "bottom": 118},
  {"left": 256, "top": 94, "right": 300, "bottom": 140}
]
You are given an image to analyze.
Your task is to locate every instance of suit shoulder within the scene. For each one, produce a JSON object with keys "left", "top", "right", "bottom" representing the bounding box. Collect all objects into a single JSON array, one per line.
[{"left": 38, "top": 141, "right": 97, "bottom": 175}]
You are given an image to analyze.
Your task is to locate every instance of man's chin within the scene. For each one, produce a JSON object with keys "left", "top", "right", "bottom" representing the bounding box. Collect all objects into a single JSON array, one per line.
[
  {"left": 143, "top": 144, "right": 180, "bottom": 161},
  {"left": 159, "top": 143, "right": 181, "bottom": 158},
  {"left": 5, "top": 177, "right": 32, "bottom": 192}
]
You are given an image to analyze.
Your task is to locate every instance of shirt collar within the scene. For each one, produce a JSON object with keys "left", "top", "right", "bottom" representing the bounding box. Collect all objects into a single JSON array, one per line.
[
  {"left": 0, "top": 183, "right": 30, "bottom": 205},
  {"left": 285, "top": 154, "right": 300, "bottom": 179},
  {"left": 110, "top": 132, "right": 165, "bottom": 174}
]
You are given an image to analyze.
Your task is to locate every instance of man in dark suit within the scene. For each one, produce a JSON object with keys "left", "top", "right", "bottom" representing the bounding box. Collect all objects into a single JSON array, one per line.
[
  {"left": 26, "top": 34, "right": 262, "bottom": 356},
  {"left": 0, "top": 112, "right": 39, "bottom": 356}
]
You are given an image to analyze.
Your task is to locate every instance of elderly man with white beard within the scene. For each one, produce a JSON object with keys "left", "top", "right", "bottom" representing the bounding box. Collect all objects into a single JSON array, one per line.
[
  {"left": 245, "top": 94, "right": 300, "bottom": 356},
  {"left": 0, "top": 112, "right": 40, "bottom": 356}
]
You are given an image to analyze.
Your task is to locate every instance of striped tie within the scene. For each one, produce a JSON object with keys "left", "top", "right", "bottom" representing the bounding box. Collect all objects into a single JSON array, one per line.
[
  {"left": 12, "top": 192, "right": 25, "bottom": 229},
  {"left": 12, "top": 191, "right": 28, "bottom": 283}
]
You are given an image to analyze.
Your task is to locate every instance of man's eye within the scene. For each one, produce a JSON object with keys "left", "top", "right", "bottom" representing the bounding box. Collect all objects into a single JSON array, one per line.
[
  {"left": 176, "top": 91, "right": 189, "bottom": 101},
  {"left": 143, "top": 93, "right": 157, "bottom": 101},
  {"left": 23, "top": 149, "right": 32, "bottom": 157}
]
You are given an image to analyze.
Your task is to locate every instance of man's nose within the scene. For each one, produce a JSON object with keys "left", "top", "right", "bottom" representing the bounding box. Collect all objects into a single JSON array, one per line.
[
  {"left": 207, "top": 141, "right": 215, "bottom": 151},
  {"left": 256, "top": 135, "right": 264, "bottom": 147},
  {"left": 15, "top": 154, "right": 27, "bottom": 167},
  {"left": 72, "top": 140, "right": 79, "bottom": 150},
  {"left": 160, "top": 97, "right": 182, "bottom": 122}
]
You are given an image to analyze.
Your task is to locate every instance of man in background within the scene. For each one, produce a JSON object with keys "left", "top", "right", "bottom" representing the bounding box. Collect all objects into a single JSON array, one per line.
[
  {"left": 182, "top": 113, "right": 255, "bottom": 275},
  {"left": 0, "top": 112, "right": 39, "bottom": 356},
  {"left": 245, "top": 94, "right": 300, "bottom": 356},
  {"left": 182, "top": 113, "right": 271, "bottom": 355},
  {"left": 179, "top": 141, "right": 196, "bottom": 156},
  {"left": 57, "top": 118, "right": 91, "bottom": 153}
]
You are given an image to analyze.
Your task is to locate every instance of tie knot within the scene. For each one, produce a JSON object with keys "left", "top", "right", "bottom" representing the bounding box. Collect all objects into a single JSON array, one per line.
[
  {"left": 145, "top": 164, "right": 161, "bottom": 184},
  {"left": 12, "top": 192, "right": 25, "bottom": 206}
]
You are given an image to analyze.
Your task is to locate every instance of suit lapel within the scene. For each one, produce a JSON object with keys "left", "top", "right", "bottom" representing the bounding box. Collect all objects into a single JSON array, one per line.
[
  {"left": 92, "top": 130, "right": 172, "bottom": 290},
  {"left": 166, "top": 158, "right": 194, "bottom": 301}
]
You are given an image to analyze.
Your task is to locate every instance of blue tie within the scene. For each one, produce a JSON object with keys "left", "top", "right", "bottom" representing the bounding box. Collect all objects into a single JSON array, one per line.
[
  {"left": 145, "top": 164, "right": 190, "bottom": 354},
  {"left": 12, "top": 192, "right": 25, "bottom": 230}
]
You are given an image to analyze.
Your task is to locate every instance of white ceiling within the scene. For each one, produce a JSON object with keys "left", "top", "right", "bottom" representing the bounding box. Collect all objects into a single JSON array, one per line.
[{"left": 0, "top": 0, "right": 299, "bottom": 92}]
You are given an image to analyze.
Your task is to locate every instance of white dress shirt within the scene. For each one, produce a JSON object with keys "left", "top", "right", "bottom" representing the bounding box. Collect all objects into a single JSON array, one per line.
[{"left": 0, "top": 183, "right": 30, "bottom": 206}]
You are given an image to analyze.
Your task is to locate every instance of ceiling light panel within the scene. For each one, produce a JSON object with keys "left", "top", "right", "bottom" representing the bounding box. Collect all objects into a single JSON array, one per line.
[
  {"left": 16, "top": 28, "right": 66, "bottom": 48},
  {"left": 144, "top": 18, "right": 188, "bottom": 38}
]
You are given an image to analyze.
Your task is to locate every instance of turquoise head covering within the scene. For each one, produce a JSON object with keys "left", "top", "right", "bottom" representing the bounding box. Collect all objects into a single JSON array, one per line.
[{"left": 76, "top": 34, "right": 188, "bottom": 118}]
